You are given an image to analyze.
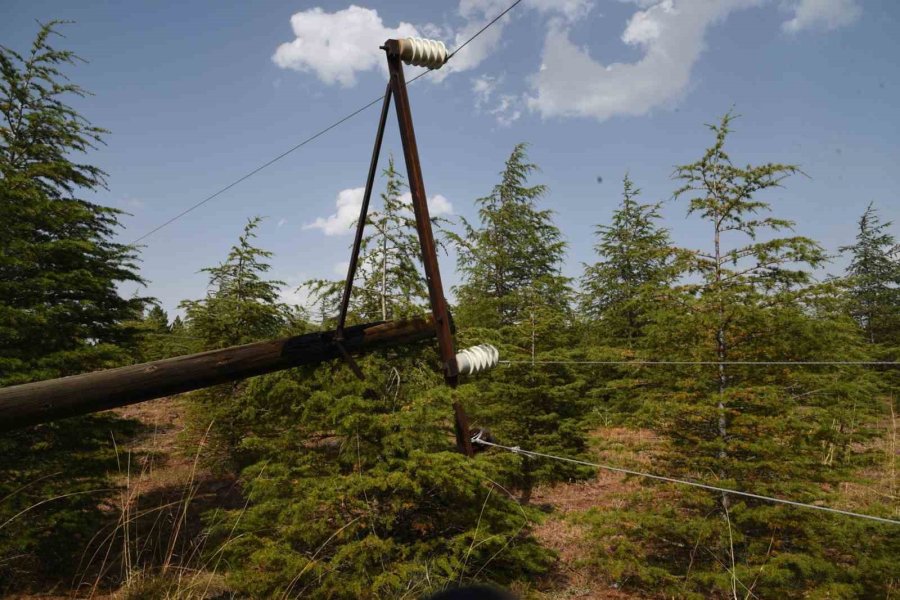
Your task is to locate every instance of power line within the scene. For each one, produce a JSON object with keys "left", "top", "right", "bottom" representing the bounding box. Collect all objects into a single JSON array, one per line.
[
  {"left": 471, "top": 437, "right": 900, "bottom": 526},
  {"left": 129, "top": 0, "right": 524, "bottom": 245},
  {"left": 500, "top": 360, "right": 898, "bottom": 366},
  {"left": 446, "top": 0, "right": 523, "bottom": 61},
  {"left": 128, "top": 92, "right": 390, "bottom": 245}
]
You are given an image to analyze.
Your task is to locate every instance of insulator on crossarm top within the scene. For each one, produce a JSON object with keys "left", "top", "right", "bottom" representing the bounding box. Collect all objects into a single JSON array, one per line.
[
  {"left": 398, "top": 38, "right": 448, "bottom": 70},
  {"left": 455, "top": 344, "right": 500, "bottom": 376}
]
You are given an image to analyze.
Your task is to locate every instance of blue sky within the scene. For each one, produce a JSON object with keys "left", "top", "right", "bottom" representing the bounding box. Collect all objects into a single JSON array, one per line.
[{"left": 3, "top": 0, "right": 898, "bottom": 315}]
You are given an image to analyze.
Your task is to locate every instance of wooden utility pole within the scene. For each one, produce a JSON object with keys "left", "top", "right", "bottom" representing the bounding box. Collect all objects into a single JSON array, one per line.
[{"left": 0, "top": 317, "right": 437, "bottom": 432}]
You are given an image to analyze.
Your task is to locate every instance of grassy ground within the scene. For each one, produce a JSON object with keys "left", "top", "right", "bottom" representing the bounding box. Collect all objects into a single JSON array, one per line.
[{"left": 15, "top": 397, "right": 894, "bottom": 599}]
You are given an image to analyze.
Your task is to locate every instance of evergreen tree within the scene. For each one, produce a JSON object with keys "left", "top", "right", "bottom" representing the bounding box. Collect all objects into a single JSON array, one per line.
[
  {"left": 586, "top": 113, "right": 891, "bottom": 598},
  {"left": 453, "top": 144, "right": 590, "bottom": 499},
  {"left": 0, "top": 22, "right": 146, "bottom": 590},
  {"left": 580, "top": 174, "right": 676, "bottom": 346},
  {"left": 180, "top": 217, "right": 288, "bottom": 467},
  {"left": 454, "top": 143, "right": 567, "bottom": 329},
  {"left": 134, "top": 305, "right": 202, "bottom": 361},
  {"left": 0, "top": 21, "right": 146, "bottom": 385},
  {"left": 210, "top": 352, "right": 554, "bottom": 598},
  {"left": 305, "top": 156, "right": 441, "bottom": 324},
  {"left": 840, "top": 202, "right": 900, "bottom": 346},
  {"left": 181, "top": 217, "right": 286, "bottom": 349},
  {"left": 145, "top": 305, "right": 170, "bottom": 333}
]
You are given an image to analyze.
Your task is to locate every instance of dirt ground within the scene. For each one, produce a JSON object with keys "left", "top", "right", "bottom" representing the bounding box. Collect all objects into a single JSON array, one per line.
[{"left": 15, "top": 399, "right": 894, "bottom": 600}]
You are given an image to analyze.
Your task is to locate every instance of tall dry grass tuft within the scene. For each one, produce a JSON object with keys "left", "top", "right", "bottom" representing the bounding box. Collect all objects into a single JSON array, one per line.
[{"left": 65, "top": 407, "right": 255, "bottom": 599}]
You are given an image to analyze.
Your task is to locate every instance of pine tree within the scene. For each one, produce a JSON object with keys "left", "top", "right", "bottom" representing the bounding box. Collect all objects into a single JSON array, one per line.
[
  {"left": 145, "top": 305, "right": 170, "bottom": 333},
  {"left": 580, "top": 174, "right": 676, "bottom": 346},
  {"left": 453, "top": 144, "right": 591, "bottom": 499},
  {"left": 305, "top": 156, "right": 441, "bottom": 324},
  {"left": 840, "top": 202, "right": 900, "bottom": 346},
  {"left": 454, "top": 143, "right": 567, "bottom": 329},
  {"left": 207, "top": 346, "right": 554, "bottom": 598},
  {"left": 0, "top": 21, "right": 146, "bottom": 385},
  {"left": 180, "top": 217, "right": 288, "bottom": 467},
  {"left": 134, "top": 305, "right": 202, "bottom": 361},
  {"left": 585, "top": 113, "right": 890, "bottom": 598},
  {"left": 181, "top": 217, "right": 286, "bottom": 349},
  {"left": 0, "top": 22, "right": 146, "bottom": 590}
]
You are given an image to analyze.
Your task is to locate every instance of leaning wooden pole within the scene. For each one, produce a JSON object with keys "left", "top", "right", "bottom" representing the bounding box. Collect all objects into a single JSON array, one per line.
[{"left": 0, "top": 317, "right": 437, "bottom": 432}]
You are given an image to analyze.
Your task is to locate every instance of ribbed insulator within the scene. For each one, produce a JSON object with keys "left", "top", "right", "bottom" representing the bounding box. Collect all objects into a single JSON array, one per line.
[
  {"left": 455, "top": 344, "right": 500, "bottom": 376},
  {"left": 399, "top": 38, "right": 448, "bottom": 70}
]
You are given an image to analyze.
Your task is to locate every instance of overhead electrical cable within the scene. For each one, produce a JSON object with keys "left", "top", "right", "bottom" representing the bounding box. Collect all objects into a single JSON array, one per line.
[
  {"left": 500, "top": 360, "right": 899, "bottom": 366},
  {"left": 471, "top": 437, "right": 900, "bottom": 526},
  {"left": 129, "top": 0, "right": 525, "bottom": 245}
]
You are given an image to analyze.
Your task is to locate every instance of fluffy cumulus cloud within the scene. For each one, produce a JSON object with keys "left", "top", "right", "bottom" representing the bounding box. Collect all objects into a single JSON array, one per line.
[
  {"left": 304, "top": 187, "right": 365, "bottom": 235},
  {"left": 306, "top": 187, "right": 452, "bottom": 236},
  {"left": 274, "top": 0, "right": 862, "bottom": 122},
  {"left": 272, "top": 6, "right": 418, "bottom": 87},
  {"left": 782, "top": 0, "right": 862, "bottom": 33},
  {"left": 273, "top": 1, "right": 594, "bottom": 86},
  {"left": 276, "top": 274, "right": 314, "bottom": 308},
  {"left": 527, "top": 0, "right": 769, "bottom": 121},
  {"left": 399, "top": 192, "right": 454, "bottom": 216}
]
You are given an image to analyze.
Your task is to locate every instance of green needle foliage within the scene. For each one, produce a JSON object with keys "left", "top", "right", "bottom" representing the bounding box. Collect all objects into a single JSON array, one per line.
[
  {"left": 209, "top": 352, "right": 553, "bottom": 599},
  {"left": 184, "top": 177, "right": 552, "bottom": 597},
  {"left": 580, "top": 173, "right": 677, "bottom": 347},
  {"left": 180, "top": 217, "right": 289, "bottom": 468},
  {"left": 0, "top": 20, "right": 146, "bottom": 385},
  {"left": 584, "top": 113, "right": 894, "bottom": 599},
  {"left": 305, "top": 156, "right": 448, "bottom": 324},
  {"left": 454, "top": 143, "right": 568, "bottom": 329},
  {"left": 0, "top": 22, "right": 147, "bottom": 591},
  {"left": 841, "top": 202, "right": 900, "bottom": 347},
  {"left": 2, "top": 35, "right": 896, "bottom": 595},
  {"left": 181, "top": 217, "right": 287, "bottom": 350},
  {"left": 133, "top": 305, "right": 203, "bottom": 362},
  {"left": 453, "top": 144, "right": 591, "bottom": 499}
]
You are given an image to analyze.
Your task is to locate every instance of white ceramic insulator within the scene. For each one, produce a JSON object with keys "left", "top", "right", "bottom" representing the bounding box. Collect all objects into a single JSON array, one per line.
[
  {"left": 456, "top": 344, "right": 500, "bottom": 376},
  {"left": 400, "top": 38, "right": 448, "bottom": 70}
]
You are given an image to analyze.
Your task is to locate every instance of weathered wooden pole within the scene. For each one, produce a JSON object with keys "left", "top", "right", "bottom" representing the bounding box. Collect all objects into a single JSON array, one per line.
[{"left": 0, "top": 317, "right": 437, "bottom": 432}]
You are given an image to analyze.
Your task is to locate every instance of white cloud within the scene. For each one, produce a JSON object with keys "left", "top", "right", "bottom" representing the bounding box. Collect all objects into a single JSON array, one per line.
[
  {"left": 472, "top": 75, "right": 521, "bottom": 125},
  {"left": 273, "top": 0, "right": 857, "bottom": 124},
  {"left": 306, "top": 187, "right": 452, "bottom": 237},
  {"left": 492, "top": 95, "right": 523, "bottom": 126},
  {"left": 304, "top": 187, "right": 365, "bottom": 236},
  {"left": 272, "top": 6, "right": 418, "bottom": 87},
  {"left": 527, "top": 0, "right": 764, "bottom": 121},
  {"left": 782, "top": 0, "right": 861, "bottom": 33},
  {"left": 436, "top": 0, "right": 593, "bottom": 81},
  {"left": 277, "top": 217, "right": 287, "bottom": 228},
  {"left": 427, "top": 194, "right": 454, "bottom": 216},
  {"left": 276, "top": 273, "right": 314, "bottom": 308},
  {"left": 526, "top": 0, "right": 594, "bottom": 21},
  {"left": 399, "top": 191, "right": 454, "bottom": 216},
  {"left": 472, "top": 75, "right": 499, "bottom": 108},
  {"left": 273, "top": 1, "right": 595, "bottom": 86},
  {"left": 278, "top": 284, "right": 310, "bottom": 308}
]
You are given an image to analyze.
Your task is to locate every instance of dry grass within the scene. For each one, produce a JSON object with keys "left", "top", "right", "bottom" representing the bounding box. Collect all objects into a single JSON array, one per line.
[
  {"left": 69, "top": 397, "right": 244, "bottom": 599},
  {"left": 524, "top": 427, "right": 663, "bottom": 600},
  {"left": 835, "top": 397, "right": 899, "bottom": 517}
]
